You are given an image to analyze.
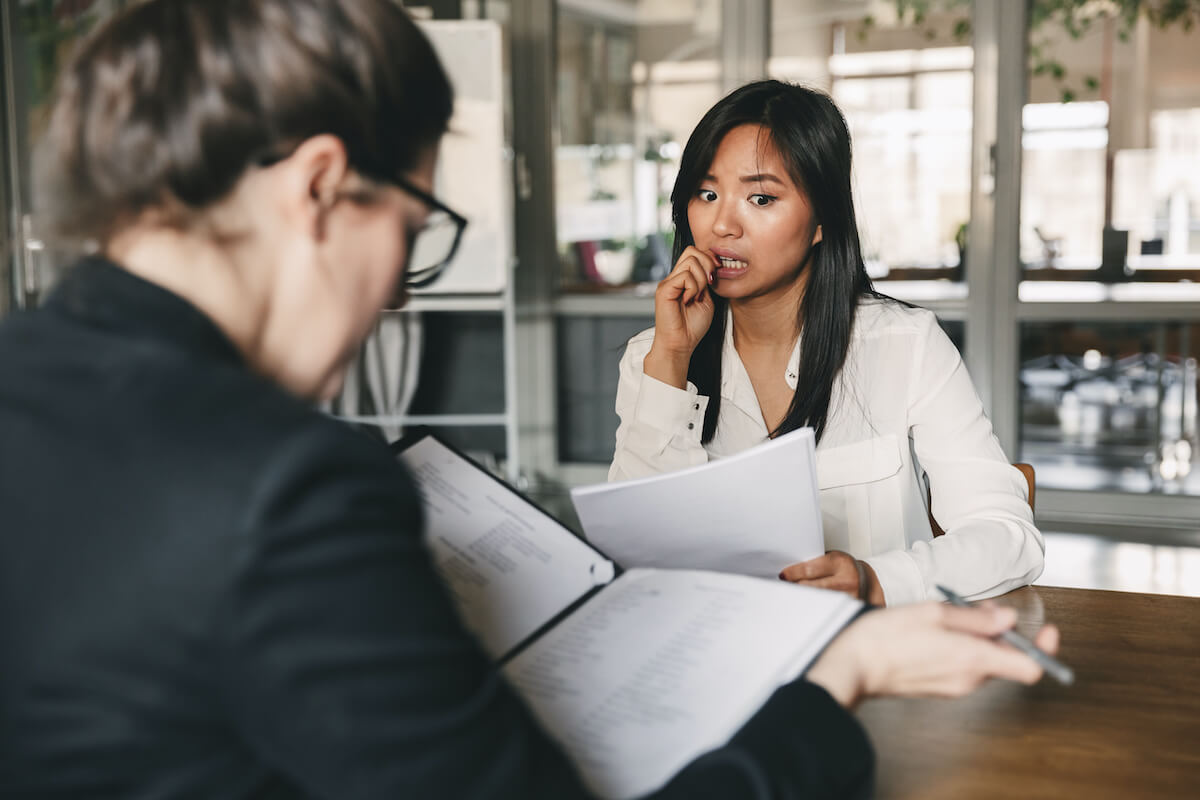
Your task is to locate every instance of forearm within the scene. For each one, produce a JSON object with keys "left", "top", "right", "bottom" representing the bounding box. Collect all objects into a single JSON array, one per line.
[
  {"left": 865, "top": 516, "right": 1044, "bottom": 605},
  {"left": 609, "top": 416, "right": 710, "bottom": 481},
  {"left": 642, "top": 344, "right": 691, "bottom": 390},
  {"left": 903, "top": 313, "right": 1044, "bottom": 604},
  {"left": 610, "top": 354, "right": 711, "bottom": 482}
]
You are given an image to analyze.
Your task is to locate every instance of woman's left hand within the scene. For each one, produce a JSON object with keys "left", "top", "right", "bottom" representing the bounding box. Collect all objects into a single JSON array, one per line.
[{"left": 780, "top": 550, "right": 885, "bottom": 605}]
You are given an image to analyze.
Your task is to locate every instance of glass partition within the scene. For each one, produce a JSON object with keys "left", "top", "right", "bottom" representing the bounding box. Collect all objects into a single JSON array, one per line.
[
  {"left": 1016, "top": 5, "right": 1200, "bottom": 500},
  {"left": 1019, "top": 9, "right": 1200, "bottom": 289},
  {"left": 555, "top": 2, "right": 721, "bottom": 292},
  {"left": 772, "top": 1, "right": 974, "bottom": 300},
  {"left": 2, "top": 0, "right": 133, "bottom": 309},
  {"left": 1021, "top": 320, "right": 1200, "bottom": 495}
]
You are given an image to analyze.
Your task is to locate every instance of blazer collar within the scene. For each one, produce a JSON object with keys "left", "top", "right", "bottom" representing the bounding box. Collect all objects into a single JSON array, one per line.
[{"left": 43, "top": 256, "right": 244, "bottom": 366}]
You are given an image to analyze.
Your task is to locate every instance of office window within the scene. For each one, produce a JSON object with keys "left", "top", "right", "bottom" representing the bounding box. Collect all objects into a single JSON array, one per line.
[
  {"left": 2, "top": 0, "right": 134, "bottom": 308},
  {"left": 1021, "top": 321, "right": 1200, "bottom": 494},
  {"left": 1021, "top": 101, "right": 1108, "bottom": 270},
  {"left": 1017, "top": 10, "right": 1200, "bottom": 497},
  {"left": 555, "top": 1, "right": 721, "bottom": 291},
  {"left": 772, "top": 3, "right": 973, "bottom": 291},
  {"left": 1019, "top": 13, "right": 1200, "bottom": 287}
]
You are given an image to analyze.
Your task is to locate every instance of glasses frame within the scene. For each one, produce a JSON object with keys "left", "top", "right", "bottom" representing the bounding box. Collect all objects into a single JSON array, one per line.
[
  {"left": 254, "top": 148, "right": 468, "bottom": 291},
  {"left": 388, "top": 174, "right": 468, "bottom": 290}
]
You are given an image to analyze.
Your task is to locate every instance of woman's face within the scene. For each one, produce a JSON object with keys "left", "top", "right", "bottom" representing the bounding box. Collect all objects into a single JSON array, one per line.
[
  {"left": 299, "top": 144, "right": 439, "bottom": 400},
  {"left": 686, "top": 123, "right": 821, "bottom": 304}
]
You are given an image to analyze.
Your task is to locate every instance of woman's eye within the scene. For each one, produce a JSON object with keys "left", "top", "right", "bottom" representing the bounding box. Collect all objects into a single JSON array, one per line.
[
  {"left": 750, "top": 194, "right": 775, "bottom": 207},
  {"left": 697, "top": 189, "right": 718, "bottom": 202}
]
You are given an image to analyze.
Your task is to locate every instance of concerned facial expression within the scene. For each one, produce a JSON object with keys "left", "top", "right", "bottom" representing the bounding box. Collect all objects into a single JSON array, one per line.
[{"left": 687, "top": 123, "right": 822, "bottom": 303}]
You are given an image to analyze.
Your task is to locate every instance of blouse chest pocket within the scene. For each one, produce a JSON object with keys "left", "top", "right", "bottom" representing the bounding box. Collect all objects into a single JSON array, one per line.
[
  {"left": 817, "top": 434, "right": 903, "bottom": 489},
  {"left": 815, "top": 434, "right": 905, "bottom": 556}
]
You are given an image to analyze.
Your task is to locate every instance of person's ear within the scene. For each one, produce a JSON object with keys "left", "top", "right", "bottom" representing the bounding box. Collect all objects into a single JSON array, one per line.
[
  {"left": 813, "top": 224, "right": 823, "bottom": 246},
  {"left": 274, "top": 134, "right": 351, "bottom": 240}
]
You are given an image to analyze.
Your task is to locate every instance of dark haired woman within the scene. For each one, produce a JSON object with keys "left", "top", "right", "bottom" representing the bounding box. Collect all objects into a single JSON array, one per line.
[
  {"left": 0, "top": 5, "right": 1059, "bottom": 796},
  {"left": 610, "top": 80, "right": 1043, "bottom": 607}
]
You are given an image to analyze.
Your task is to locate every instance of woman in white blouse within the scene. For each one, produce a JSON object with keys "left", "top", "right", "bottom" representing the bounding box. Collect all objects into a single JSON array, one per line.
[{"left": 609, "top": 80, "right": 1044, "bottom": 606}]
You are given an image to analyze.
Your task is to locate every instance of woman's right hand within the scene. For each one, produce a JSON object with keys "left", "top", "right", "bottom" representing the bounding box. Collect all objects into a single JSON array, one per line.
[
  {"left": 643, "top": 246, "right": 718, "bottom": 388},
  {"left": 805, "top": 601, "right": 1061, "bottom": 708}
]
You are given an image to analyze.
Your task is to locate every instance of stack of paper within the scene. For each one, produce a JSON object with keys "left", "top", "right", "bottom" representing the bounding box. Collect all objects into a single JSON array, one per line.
[{"left": 571, "top": 428, "right": 824, "bottom": 577}]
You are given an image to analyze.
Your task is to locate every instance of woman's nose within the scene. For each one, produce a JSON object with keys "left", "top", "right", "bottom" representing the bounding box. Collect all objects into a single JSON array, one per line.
[{"left": 710, "top": 199, "right": 741, "bottom": 237}]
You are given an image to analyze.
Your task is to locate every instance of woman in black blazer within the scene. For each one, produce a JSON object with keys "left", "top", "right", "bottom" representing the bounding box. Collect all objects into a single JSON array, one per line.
[{"left": 0, "top": 1, "right": 1058, "bottom": 797}]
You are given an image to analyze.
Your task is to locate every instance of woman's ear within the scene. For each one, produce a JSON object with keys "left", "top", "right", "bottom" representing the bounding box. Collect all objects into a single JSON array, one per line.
[
  {"left": 813, "top": 224, "right": 823, "bottom": 246},
  {"left": 273, "top": 134, "right": 351, "bottom": 240}
]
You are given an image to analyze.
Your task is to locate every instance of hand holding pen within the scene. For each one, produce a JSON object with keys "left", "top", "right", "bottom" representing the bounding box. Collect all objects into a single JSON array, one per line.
[
  {"left": 938, "top": 584, "right": 1075, "bottom": 686},
  {"left": 807, "top": 596, "right": 1066, "bottom": 707}
]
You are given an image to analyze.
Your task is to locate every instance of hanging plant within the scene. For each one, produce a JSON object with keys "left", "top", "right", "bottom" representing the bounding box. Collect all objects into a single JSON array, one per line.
[
  {"left": 859, "top": 0, "right": 1200, "bottom": 102},
  {"left": 18, "top": 0, "right": 131, "bottom": 109}
]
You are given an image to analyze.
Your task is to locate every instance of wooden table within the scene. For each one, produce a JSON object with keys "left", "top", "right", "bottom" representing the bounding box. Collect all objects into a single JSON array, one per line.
[{"left": 856, "top": 586, "right": 1200, "bottom": 799}]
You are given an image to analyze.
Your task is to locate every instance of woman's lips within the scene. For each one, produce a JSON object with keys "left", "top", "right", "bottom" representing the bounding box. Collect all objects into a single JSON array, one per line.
[{"left": 715, "top": 254, "right": 748, "bottom": 278}]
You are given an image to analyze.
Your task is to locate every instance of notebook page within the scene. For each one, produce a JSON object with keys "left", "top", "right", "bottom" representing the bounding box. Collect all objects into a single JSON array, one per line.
[
  {"left": 399, "top": 436, "right": 612, "bottom": 659},
  {"left": 503, "top": 568, "right": 861, "bottom": 799}
]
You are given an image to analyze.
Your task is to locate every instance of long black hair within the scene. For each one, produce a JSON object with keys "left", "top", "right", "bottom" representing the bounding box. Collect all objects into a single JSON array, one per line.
[{"left": 671, "top": 80, "right": 876, "bottom": 444}]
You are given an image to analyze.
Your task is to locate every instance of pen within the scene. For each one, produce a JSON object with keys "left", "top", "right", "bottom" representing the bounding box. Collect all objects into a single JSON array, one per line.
[{"left": 936, "top": 584, "right": 1075, "bottom": 686}]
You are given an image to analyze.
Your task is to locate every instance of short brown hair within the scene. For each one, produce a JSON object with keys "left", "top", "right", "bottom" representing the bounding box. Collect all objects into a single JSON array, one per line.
[{"left": 36, "top": 0, "right": 453, "bottom": 245}]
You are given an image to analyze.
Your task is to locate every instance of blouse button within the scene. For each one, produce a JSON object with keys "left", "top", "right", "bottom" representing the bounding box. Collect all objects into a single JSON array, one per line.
[
  {"left": 693, "top": 403, "right": 700, "bottom": 410},
  {"left": 687, "top": 423, "right": 695, "bottom": 430}
]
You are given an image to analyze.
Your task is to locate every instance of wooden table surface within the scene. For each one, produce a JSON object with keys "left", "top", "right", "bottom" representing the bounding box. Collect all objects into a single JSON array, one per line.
[{"left": 855, "top": 586, "right": 1200, "bottom": 799}]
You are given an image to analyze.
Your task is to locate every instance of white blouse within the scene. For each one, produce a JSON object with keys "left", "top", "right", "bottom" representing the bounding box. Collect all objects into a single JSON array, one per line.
[{"left": 608, "top": 298, "right": 1044, "bottom": 605}]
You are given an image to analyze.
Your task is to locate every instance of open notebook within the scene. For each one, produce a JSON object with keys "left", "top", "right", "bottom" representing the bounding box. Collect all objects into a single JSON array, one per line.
[{"left": 394, "top": 432, "right": 861, "bottom": 800}]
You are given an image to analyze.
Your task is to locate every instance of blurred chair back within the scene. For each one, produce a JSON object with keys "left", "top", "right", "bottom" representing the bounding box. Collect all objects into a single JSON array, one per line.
[{"left": 929, "top": 463, "right": 1035, "bottom": 537}]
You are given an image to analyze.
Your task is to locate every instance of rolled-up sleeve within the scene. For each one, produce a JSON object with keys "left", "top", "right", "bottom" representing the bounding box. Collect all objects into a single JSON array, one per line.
[
  {"left": 609, "top": 329, "right": 711, "bottom": 482},
  {"left": 863, "top": 313, "right": 1044, "bottom": 605}
]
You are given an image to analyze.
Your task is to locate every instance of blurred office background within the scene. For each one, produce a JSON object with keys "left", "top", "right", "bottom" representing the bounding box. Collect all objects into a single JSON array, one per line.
[{"left": 3, "top": 0, "right": 1199, "bottom": 595}]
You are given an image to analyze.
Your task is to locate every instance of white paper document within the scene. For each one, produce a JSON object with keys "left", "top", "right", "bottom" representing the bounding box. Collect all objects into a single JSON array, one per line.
[
  {"left": 398, "top": 436, "right": 613, "bottom": 659},
  {"left": 571, "top": 427, "right": 824, "bottom": 577},
  {"left": 503, "top": 568, "right": 860, "bottom": 799},
  {"left": 396, "top": 433, "right": 859, "bottom": 800}
]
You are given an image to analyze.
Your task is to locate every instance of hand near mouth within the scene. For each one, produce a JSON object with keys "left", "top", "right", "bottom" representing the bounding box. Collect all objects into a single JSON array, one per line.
[{"left": 644, "top": 245, "right": 718, "bottom": 389}]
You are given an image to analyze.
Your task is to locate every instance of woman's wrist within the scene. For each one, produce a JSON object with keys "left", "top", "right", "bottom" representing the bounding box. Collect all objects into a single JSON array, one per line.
[
  {"left": 857, "top": 560, "right": 886, "bottom": 606},
  {"left": 806, "top": 632, "right": 866, "bottom": 708},
  {"left": 643, "top": 345, "right": 692, "bottom": 389}
]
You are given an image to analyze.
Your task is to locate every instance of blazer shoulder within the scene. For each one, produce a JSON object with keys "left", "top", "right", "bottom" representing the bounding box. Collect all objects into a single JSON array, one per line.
[
  {"left": 143, "top": 361, "right": 407, "bottom": 518},
  {"left": 229, "top": 378, "right": 401, "bottom": 479}
]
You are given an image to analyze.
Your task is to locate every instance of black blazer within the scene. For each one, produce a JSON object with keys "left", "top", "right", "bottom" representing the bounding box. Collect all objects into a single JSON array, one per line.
[{"left": 0, "top": 258, "right": 873, "bottom": 799}]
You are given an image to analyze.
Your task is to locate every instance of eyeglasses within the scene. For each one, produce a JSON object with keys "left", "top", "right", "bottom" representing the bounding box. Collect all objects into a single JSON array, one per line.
[
  {"left": 388, "top": 174, "right": 468, "bottom": 290},
  {"left": 255, "top": 149, "right": 468, "bottom": 291}
]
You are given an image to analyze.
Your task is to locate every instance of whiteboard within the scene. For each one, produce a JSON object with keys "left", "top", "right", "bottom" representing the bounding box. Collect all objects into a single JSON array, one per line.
[{"left": 415, "top": 20, "right": 511, "bottom": 294}]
